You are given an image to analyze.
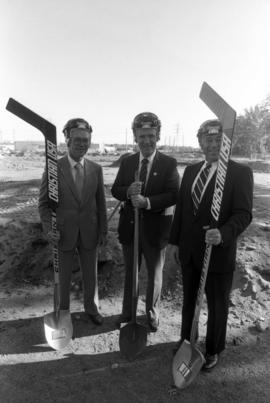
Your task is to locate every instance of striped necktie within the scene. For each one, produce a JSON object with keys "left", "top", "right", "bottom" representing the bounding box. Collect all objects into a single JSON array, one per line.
[
  {"left": 192, "top": 163, "right": 212, "bottom": 213},
  {"left": 75, "top": 162, "right": 84, "bottom": 200},
  {"left": 139, "top": 158, "right": 149, "bottom": 195}
]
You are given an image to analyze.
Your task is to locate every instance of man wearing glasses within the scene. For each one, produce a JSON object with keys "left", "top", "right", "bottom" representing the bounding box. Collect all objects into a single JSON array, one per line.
[
  {"left": 170, "top": 119, "right": 253, "bottom": 370},
  {"left": 112, "top": 112, "right": 179, "bottom": 332},
  {"left": 39, "top": 118, "right": 107, "bottom": 326}
]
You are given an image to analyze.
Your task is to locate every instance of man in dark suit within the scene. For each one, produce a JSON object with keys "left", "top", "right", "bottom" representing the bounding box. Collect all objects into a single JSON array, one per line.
[
  {"left": 170, "top": 119, "right": 253, "bottom": 369},
  {"left": 112, "top": 112, "right": 179, "bottom": 331},
  {"left": 39, "top": 118, "right": 107, "bottom": 325}
]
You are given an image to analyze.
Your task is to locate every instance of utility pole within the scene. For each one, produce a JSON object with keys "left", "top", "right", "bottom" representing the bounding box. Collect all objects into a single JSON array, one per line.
[
  {"left": 175, "top": 123, "right": 185, "bottom": 148},
  {"left": 176, "top": 123, "right": 179, "bottom": 151}
]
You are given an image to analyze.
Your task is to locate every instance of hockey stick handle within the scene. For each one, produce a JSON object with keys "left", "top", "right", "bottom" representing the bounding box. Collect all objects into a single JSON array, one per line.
[
  {"left": 107, "top": 201, "right": 121, "bottom": 224},
  {"left": 52, "top": 212, "right": 60, "bottom": 311},
  {"left": 210, "top": 130, "right": 234, "bottom": 224},
  {"left": 190, "top": 244, "right": 212, "bottom": 343}
]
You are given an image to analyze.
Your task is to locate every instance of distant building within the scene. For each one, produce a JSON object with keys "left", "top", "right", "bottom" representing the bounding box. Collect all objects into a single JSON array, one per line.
[
  {"left": 14, "top": 141, "right": 44, "bottom": 153},
  {"left": 98, "top": 144, "right": 117, "bottom": 154},
  {"left": 12, "top": 141, "right": 100, "bottom": 155},
  {"left": 88, "top": 143, "right": 99, "bottom": 151},
  {"left": 0, "top": 142, "right": 15, "bottom": 155}
]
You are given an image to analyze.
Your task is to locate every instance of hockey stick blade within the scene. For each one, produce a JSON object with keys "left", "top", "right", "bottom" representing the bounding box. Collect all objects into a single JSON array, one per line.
[
  {"left": 199, "top": 82, "right": 236, "bottom": 135},
  {"left": 6, "top": 98, "right": 56, "bottom": 143},
  {"left": 6, "top": 97, "right": 58, "bottom": 209},
  {"left": 199, "top": 82, "right": 236, "bottom": 224}
]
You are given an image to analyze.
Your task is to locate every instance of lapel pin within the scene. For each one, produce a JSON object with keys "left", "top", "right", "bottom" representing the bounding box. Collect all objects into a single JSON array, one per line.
[{"left": 153, "top": 172, "right": 157, "bottom": 176}]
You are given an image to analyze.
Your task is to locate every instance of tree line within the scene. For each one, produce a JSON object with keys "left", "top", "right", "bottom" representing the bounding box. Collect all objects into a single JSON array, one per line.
[{"left": 232, "top": 94, "right": 270, "bottom": 157}]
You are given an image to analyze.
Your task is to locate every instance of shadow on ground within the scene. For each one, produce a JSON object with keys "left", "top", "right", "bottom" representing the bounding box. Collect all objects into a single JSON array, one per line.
[{"left": 1, "top": 335, "right": 270, "bottom": 403}]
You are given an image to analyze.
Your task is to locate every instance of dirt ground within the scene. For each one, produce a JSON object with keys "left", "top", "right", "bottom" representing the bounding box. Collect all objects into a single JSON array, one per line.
[{"left": 0, "top": 154, "right": 270, "bottom": 403}]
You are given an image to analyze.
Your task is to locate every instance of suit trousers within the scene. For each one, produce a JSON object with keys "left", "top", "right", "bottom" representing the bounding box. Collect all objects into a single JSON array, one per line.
[
  {"left": 181, "top": 260, "right": 233, "bottom": 355},
  {"left": 121, "top": 227, "right": 166, "bottom": 322},
  {"left": 58, "top": 235, "right": 99, "bottom": 315}
]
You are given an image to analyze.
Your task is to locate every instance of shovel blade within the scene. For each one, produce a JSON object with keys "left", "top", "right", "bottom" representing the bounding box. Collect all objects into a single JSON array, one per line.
[
  {"left": 44, "top": 310, "right": 73, "bottom": 350},
  {"left": 119, "top": 322, "right": 147, "bottom": 361},
  {"left": 172, "top": 340, "right": 205, "bottom": 389}
]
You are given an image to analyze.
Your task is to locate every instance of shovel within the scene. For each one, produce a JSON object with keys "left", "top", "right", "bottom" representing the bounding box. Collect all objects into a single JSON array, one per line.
[
  {"left": 119, "top": 200, "right": 147, "bottom": 360},
  {"left": 44, "top": 217, "right": 73, "bottom": 350},
  {"left": 5, "top": 98, "right": 73, "bottom": 350},
  {"left": 172, "top": 245, "right": 213, "bottom": 388}
]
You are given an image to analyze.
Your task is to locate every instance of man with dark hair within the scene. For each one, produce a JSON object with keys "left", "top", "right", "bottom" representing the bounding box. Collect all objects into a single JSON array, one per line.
[
  {"left": 170, "top": 119, "right": 253, "bottom": 370},
  {"left": 39, "top": 118, "right": 107, "bottom": 325},
  {"left": 112, "top": 112, "right": 179, "bottom": 332}
]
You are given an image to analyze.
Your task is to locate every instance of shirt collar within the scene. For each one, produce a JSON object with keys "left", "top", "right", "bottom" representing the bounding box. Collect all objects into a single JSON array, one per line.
[
  {"left": 68, "top": 153, "right": 85, "bottom": 168},
  {"left": 203, "top": 160, "right": 218, "bottom": 170},
  {"left": 139, "top": 149, "right": 156, "bottom": 164}
]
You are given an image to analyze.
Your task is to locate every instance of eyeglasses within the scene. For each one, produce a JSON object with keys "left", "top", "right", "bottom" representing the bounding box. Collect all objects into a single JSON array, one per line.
[{"left": 72, "top": 138, "right": 90, "bottom": 145}]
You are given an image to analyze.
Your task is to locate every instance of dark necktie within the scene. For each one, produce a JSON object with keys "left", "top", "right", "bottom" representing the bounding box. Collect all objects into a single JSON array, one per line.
[
  {"left": 192, "top": 163, "right": 212, "bottom": 213},
  {"left": 75, "top": 162, "right": 84, "bottom": 200},
  {"left": 139, "top": 158, "right": 149, "bottom": 195}
]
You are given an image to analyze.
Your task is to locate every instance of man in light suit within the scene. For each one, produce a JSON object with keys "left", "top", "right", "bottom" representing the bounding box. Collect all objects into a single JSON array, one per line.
[
  {"left": 39, "top": 118, "right": 107, "bottom": 325},
  {"left": 170, "top": 119, "right": 253, "bottom": 370},
  {"left": 112, "top": 112, "right": 179, "bottom": 331}
]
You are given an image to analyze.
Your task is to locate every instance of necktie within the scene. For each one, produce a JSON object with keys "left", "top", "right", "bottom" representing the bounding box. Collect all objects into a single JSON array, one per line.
[
  {"left": 192, "top": 163, "right": 212, "bottom": 213},
  {"left": 75, "top": 162, "right": 84, "bottom": 200},
  {"left": 139, "top": 158, "right": 149, "bottom": 194}
]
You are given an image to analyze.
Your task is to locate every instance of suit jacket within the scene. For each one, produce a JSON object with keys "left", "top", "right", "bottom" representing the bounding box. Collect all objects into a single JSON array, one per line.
[
  {"left": 169, "top": 160, "right": 253, "bottom": 273},
  {"left": 39, "top": 155, "right": 107, "bottom": 251},
  {"left": 111, "top": 151, "right": 179, "bottom": 249}
]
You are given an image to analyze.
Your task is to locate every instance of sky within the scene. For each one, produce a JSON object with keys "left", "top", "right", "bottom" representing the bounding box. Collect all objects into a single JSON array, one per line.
[{"left": 1, "top": 0, "right": 270, "bottom": 147}]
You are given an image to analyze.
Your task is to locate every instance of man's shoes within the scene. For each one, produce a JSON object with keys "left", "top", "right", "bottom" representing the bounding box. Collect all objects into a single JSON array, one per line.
[
  {"left": 115, "top": 315, "right": 131, "bottom": 328},
  {"left": 87, "top": 313, "right": 104, "bottom": 325},
  {"left": 148, "top": 317, "right": 159, "bottom": 332},
  {"left": 202, "top": 353, "right": 219, "bottom": 371}
]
